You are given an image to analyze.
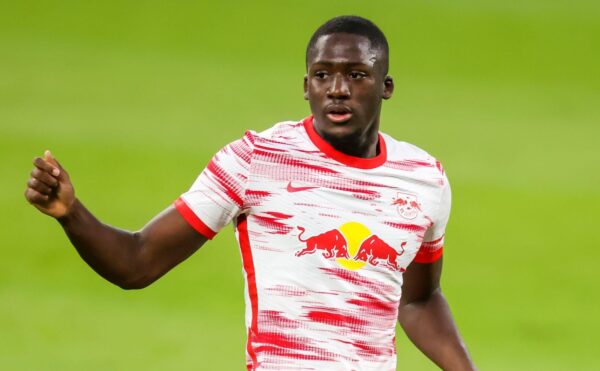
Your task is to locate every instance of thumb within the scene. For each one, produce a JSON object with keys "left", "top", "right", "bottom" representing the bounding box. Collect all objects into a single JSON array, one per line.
[{"left": 43, "top": 150, "right": 66, "bottom": 178}]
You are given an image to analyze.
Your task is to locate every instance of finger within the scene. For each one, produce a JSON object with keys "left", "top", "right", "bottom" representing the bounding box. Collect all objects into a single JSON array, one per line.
[
  {"left": 33, "top": 156, "right": 60, "bottom": 177},
  {"left": 30, "top": 167, "right": 59, "bottom": 188},
  {"left": 25, "top": 188, "right": 50, "bottom": 204},
  {"left": 27, "top": 178, "right": 53, "bottom": 195}
]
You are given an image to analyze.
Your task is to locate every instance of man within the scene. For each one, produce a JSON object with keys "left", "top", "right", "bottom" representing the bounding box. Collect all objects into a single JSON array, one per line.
[{"left": 25, "top": 16, "right": 475, "bottom": 371}]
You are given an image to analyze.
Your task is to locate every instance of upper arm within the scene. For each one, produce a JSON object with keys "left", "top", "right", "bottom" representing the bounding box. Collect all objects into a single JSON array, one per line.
[
  {"left": 132, "top": 205, "right": 209, "bottom": 287},
  {"left": 131, "top": 133, "right": 254, "bottom": 287},
  {"left": 400, "top": 162, "right": 450, "bottom": 303},
  {"left": 400, "top": 257, "right": 443, "bottom": 306}
]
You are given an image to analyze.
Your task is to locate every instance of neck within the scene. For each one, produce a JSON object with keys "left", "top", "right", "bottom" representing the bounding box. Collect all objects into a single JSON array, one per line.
[{"left": 315, "top": 118, "right": 381, "bottom": 159}]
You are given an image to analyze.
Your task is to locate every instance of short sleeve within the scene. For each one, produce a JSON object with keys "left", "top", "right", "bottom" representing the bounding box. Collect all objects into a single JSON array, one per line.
[
  {"left": 413, "top": 171, "right": 451, "bottom": 263},
  {"left": 174, "top": 132, "right": 254, "bottom": 239}
]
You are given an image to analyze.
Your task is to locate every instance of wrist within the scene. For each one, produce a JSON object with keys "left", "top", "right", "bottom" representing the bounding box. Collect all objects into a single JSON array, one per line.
[{"left": 56, "top": 198, "right": 81, "bottom": 224}]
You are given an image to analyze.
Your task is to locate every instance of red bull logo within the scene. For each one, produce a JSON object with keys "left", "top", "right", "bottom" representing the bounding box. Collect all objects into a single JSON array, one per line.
[
  {"left": 295, "top": 227, "right": 350, "bottom": 259},
  {"left": 354, "top": 235, "right": 406, "bottom": 271},
  {"left": 295, "top": 222, "right": 405, "bottom": 272}
]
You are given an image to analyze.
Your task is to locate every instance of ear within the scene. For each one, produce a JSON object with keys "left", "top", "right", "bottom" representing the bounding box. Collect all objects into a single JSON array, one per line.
[
  {"left": 383, "top": 76, "right": 394, "bottom": 100},
  {"left": 303, "top": 74, "right": 309, "bottom": 100}
]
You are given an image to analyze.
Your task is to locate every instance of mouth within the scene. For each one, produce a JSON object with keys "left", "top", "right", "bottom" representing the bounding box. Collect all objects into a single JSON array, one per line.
[{"left": 325, "top": 105, "right": 353, "bottom": 123}]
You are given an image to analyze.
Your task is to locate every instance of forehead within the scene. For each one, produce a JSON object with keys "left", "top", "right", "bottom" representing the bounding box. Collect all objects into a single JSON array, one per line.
[{"left": 308, "top": 33, "right": 378, "bottom": 67}]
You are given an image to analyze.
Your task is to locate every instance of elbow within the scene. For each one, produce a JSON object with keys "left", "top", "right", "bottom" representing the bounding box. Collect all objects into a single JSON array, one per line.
[
  {"left": 116, "top": 279, "right": 152, "bottom": 290},
  {"left": 114, "top": 234, "right": 155, "bottom": 290},
  {"left": 402, "top": 287, "right": 442, "bottom": 307},
  {"left": 113, "top": 271, "right": 155, "bottom": 290}
]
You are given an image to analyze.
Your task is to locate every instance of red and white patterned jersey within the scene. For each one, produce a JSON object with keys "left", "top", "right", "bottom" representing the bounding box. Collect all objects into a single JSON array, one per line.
[{"left": 175, "top": 116, "right": 450, "bottom": 371}]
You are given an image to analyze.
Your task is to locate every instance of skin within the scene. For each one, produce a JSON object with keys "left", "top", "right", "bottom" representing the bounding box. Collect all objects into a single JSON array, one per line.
[
  {"left": 304, "top": 33, "right": 393, "bottom": 158},
  {"left": 25, "top": 32, "right": 475, "bottom": 369},
  {"left": 400, "top": 258, "right": 476, "bottom": 370},
  {"left": 25, "top": 151, "right": 206, "bottom": 289},
  {"left": 304, "top": 33, "right": 475, "bottom": 370}
]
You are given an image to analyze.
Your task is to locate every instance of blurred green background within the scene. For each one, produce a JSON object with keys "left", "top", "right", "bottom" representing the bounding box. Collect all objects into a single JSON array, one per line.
[{"left": 1, "top": 0, "right": 598, "bottom": 370}]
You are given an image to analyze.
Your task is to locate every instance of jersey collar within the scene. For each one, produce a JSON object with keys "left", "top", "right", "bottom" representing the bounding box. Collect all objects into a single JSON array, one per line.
[{"left": 302, "top": 115, "right": 387, "bottom": 170}]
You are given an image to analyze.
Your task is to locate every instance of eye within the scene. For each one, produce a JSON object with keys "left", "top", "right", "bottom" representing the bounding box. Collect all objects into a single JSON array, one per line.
[
  {"left": 350, "top": 71, "right": 366, "bottom": 79},
  {"left": 314, "top": 71, "right": 328, "bottom": 79}
]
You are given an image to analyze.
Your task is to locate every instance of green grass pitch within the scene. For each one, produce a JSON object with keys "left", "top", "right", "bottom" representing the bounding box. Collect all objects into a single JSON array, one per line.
[{"left": 1, "top": 1, "right": 599, "bottom": 369}]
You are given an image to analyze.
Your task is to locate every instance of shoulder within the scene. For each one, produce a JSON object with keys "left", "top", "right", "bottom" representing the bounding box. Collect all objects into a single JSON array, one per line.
[
  {"left": 237, "top": 119, "right": 308, "bottom": 153},
  {"left": 249, "top": 119, "right": 305, "bottom": 141},
  {"left": 381, "top": 132, "right": 436, "bottom": 162},
  {"left": 224, "top": 119, "right": 302, "bottom": 149},
  {"left": 381, "top": 132, "right": 449, "bottom": 187},
  {"left": 218, "top": 119, "right": 307, "bottom": 167}
]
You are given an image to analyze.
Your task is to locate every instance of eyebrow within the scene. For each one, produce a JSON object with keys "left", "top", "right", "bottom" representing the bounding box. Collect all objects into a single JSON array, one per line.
[{"left": 310, "top": 60, "right": 373, "bottom": 68}]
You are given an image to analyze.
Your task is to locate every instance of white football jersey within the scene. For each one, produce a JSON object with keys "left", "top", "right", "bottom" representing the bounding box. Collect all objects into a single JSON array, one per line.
[{"left": 176, "top": 116, "right": 450, "bottom": 370}]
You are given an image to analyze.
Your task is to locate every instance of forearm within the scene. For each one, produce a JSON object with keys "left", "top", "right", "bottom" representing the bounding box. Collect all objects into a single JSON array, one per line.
[
  {"left": 25, "top": 153, "right": 205, "bottom": 288},
  {"left": 398, "top": 289, "right": 475, "bottom": 370},
  {"left": 57, "top": 199, "right": 144, "bottom": 288}
]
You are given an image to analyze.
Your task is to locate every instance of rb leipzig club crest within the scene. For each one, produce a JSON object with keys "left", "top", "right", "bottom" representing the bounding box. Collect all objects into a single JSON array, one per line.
[{"left": 392, "top": 193, "right": 421, "bottom": 220}]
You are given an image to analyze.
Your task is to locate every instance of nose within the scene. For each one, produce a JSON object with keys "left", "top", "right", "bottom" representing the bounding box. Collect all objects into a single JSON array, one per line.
[{"left": 327, "top": 73, "right": 350, "bottom": 99}]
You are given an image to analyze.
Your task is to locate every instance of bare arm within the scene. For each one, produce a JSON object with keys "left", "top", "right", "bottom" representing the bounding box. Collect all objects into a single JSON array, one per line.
[
  {"left": 398, "top": 257, "right": 476, "bottom": 370},
  {"left": 25, "top": 151, "right": 207, "bottom": 289}
]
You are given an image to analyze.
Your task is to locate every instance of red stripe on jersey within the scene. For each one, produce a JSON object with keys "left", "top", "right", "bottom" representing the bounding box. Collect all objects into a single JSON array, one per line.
[
  {"left": 237, "top": 214, "right": 259, "bottom": 368},
  {"left": 303, "top": 115, "right": 387, "bottom": 169},
  {"left": 229, "top": 138, "right": 253, "bottom": 164},
  {"left": 413, "top": 246, "right": 443, "bottom": 263},
  {"left": 253, "top": 148, "right": 339, "bottom": 174},
  {"left": 206, "top": 159, "right": 244, "bottom": 207},
  {"left": 421, "top": 234, "right": 444, "bottom": 249},
  {"left": 385, "top": 159, "right": 434, "bottom": 171},
  {"left": 384, "top": 221, "right": 428, "bottom": 234},
  {"left": 306, "top": 309, "right": 368, "bottom": 328},
  {"left": 174, "top": 198, "right": 217, "bottom": 239}
]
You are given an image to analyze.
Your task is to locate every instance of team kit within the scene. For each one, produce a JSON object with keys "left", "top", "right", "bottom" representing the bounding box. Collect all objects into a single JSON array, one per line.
[{"left": 175, "top": 116, "right": 450, "bottom": 370}]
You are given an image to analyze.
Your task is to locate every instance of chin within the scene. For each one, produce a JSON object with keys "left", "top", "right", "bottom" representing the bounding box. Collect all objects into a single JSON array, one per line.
[{"left": 320, "top": 121, "right": 360, "bottom": 142}]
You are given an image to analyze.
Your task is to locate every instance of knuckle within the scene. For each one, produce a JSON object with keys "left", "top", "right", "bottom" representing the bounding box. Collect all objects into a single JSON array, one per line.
[
  {"left": 25, "top": 191, "right": 37, "bottom": 203},
  {"left": 38, "top": 174, "right": 51, "bottom": 185},
  {"left": 32, "top": 174, "right": 45, "bottom": 185}
]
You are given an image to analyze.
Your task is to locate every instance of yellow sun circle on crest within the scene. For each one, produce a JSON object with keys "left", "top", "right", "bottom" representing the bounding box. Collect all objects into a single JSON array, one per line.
[{"left": 336, "top": 221, "right": 371, "bottom": 270}]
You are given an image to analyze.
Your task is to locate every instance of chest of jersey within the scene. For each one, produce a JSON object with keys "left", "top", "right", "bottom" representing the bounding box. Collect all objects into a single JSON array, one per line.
[{"left": 243, "top": 147, "right": 439, "bottom": 275}]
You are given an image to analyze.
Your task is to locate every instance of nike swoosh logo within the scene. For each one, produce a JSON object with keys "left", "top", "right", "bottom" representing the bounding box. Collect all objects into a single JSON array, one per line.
[{"left": 286, "top": 182, "right": 319, "bottom": 193}]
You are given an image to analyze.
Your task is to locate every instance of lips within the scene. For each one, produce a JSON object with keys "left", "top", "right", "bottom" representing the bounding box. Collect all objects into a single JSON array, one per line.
[{"left": 325, "top": 105, "right": 353, "bottom": 123}]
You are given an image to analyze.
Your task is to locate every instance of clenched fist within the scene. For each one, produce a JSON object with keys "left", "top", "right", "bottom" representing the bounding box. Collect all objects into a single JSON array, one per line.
[{"left": 25, "top": 150, "right": 76, "bottom": 219}]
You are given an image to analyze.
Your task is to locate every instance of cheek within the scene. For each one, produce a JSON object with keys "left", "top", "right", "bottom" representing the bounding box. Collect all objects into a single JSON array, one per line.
[
  {"left": 353, "top": 88, "right": 381, "bottom": 111},
  {"left": 307, "top": 81, "right": 322, "bottom": 95},
  {"left": 308, "top": 84, "right": 330, "bottom": 103},
  {"left": 353, "top": 80, "right": 379, "bottom": 97}
]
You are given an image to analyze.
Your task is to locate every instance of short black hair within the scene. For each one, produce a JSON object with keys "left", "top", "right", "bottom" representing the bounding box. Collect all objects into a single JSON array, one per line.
[{"left": 306, "top": 16, "right": 389, "bottom": 74}]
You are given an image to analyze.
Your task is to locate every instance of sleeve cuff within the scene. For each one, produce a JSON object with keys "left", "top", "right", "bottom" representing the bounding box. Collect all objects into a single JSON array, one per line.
[
  {"left": 174, "top": 197, "right": 217, "bottom": 239},
  {"left": 413, "top": 234, "right": 444, "bottom": 263},
  {"left": 413, "top": 246, "right": 443, "bottom": 264}
]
